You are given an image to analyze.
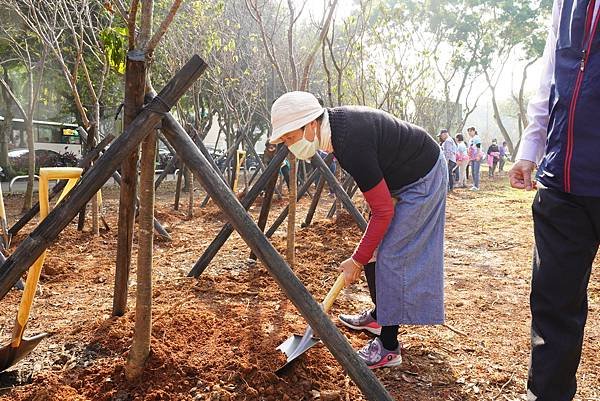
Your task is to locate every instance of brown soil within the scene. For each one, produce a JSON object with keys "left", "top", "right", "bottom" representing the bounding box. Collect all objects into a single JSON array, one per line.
[{"left": 0, "top": 175, "right": 598, "bottom": 401}]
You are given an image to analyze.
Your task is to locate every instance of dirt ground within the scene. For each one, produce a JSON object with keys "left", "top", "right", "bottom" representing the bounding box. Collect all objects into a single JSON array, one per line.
[{"left": 0, "top": 170, "right": 598, "bottom": 401}]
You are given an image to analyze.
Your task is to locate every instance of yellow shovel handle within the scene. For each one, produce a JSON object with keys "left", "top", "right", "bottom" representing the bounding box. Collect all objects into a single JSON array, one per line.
[
  {"left": 11, "top": 252, "right": 45, "bottom": 347},
  {"left": 0, "top": 184, "right": 6, "bottom": 224},
  {"left": 11, "top": 167, "right": 82, "bottom": 347},
  {"left": 321, "top": 272, "right": 346, "bottom": 313},
  {"left": 0, "top": 184, "right": 8, "bottom": 242}
]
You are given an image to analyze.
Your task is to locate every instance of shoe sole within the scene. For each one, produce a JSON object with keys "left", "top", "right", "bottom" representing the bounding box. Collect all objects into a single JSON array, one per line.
[
  {"left": 368, "top": 355, "right": 402, "bottom": 369},
  {"left": 338, "top": 318, "right": 382, "bottom": 336}
]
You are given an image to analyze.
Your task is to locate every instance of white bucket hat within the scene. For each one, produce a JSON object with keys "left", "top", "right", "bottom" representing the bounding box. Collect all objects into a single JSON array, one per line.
[{"left": 270, "top": 91, "right": 325, "bottom": 144}]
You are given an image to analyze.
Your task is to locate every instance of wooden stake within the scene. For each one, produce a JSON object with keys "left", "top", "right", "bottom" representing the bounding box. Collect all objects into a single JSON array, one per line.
[
  {"left": 264, "top": 154, "right": 334, "bottom": 238},
  {"left": 87, "top": 127, "right": 100, "bottom": 236},
  {"left": 187, "top": 145, "right": 288, "bottom": 277},
  {"left": 248, "top": 153, "right": 279, "bottom": 261},
  {"left": 111, "top": 171, "right": 171, "bottom": 240},
  {"left": 112, "top": 51, "right": 145, "bottom": 317},
  {"left": 174, "top": 164, "right": 183, "bottom": 210},
  {"left": 327, "top": 174, "right": 354, "bottom": 219},
  {"left": 302, "top": 173, "right": 325, "bottom": 228},
  {"left": 333, "top": 162, "right": 341, "bottom": 219},
  {"left": 310, "top": 154, "right": 367, "bottom": 231},
  {"left": 154, "top": 154, "right": 177, "bottom": 190},
  {"left": 199, "top": 132, "right": 246, "bottom": 207},
  {"left": 187, "top": 170, "right": 194, "bottom": 219},
  {"left": 287, "top": 154, "right": 296, "bottom": 267},
  {"left": 0, "top": 55, "right": 207, "bottom": 299}
]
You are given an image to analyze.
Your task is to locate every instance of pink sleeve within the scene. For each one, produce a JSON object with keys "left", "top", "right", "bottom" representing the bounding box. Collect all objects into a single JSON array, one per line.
[{"left": 351, "top": 179, "right": 395, "bottom": 265}]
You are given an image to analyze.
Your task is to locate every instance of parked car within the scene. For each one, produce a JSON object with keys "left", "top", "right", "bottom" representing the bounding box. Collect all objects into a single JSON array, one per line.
[{"left": 8, "top": 148, "right": 78, "bottom": 176}]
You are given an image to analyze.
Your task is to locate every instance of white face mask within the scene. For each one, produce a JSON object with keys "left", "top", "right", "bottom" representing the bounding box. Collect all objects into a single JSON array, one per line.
[{"left": 288, "top": 126, "right": 318, "bottom": 160}]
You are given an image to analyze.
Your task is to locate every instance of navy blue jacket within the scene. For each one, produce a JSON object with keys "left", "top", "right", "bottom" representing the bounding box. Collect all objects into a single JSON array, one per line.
[{"left": 538, "top": 0, "right": 600, "bottom": 196}]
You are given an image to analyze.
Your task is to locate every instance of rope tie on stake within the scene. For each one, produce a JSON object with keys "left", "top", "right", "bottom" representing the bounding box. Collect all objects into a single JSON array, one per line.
[{"left": 145, "top": 95, "right": 172, "bottom": 116}]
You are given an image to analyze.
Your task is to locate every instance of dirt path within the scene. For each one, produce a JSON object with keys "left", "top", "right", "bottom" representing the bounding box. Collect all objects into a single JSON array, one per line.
[{"left": 0, "top": 175, "right": 598, "bottom": 401}]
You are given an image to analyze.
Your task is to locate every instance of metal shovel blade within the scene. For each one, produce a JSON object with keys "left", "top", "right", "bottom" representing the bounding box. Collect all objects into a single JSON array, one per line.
[
  {"left": 275, "top": 273, "right": 347, "bottom": 374},
  {"left": 275, "top": 326, "right": 320, "bottom": 374},
  {"left": 0, "top": 333, "right": 49, "bottom": 372}
]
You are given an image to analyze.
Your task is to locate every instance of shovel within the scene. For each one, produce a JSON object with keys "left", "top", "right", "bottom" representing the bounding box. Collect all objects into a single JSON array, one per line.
[
  {"left": 0, "top": 250, "right": 49, "bottom": 372},
  {"left": 0, "top": 168, "right": 77, "bottom": 372},
  {"left": 276, "top": 272, "right": 346, "bottom": 373}
]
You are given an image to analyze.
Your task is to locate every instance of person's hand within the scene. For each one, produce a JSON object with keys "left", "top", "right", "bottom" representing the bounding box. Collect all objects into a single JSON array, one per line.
[
  {"left": 509, "top": 160, "right": 537, "bottom": 190},
  {"left": 338, "top": 257, "right": 363, "bottom": 287}
]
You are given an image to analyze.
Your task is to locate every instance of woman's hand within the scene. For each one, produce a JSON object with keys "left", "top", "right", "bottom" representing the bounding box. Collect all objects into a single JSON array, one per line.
[{"left": 338, "top": 257, "right": 363, "bottom": 287}]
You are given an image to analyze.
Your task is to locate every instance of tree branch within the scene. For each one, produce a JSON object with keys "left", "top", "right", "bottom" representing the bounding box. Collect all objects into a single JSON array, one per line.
[{"left": 146, "top": 0, "right": 183, "bottom": 53}]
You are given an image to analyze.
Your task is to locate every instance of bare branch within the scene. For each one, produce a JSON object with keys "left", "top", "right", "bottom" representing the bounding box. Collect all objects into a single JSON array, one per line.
[
  {"left": 299, "top": 0, "right": 339, "bottom": 90},
  {"left": 128, "top": 0, "right": 140, "bottom": 50},
  {"left": 146, "top": 0, "right": 183, "bottom": 53},
  {"left": 111, "top": 0, "right": 129, "bottom": 21}
]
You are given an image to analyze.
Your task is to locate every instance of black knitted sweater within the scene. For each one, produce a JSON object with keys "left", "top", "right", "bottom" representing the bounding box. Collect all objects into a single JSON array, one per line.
[{"left": 328, "top": 106, "right": 440, "bottom": 192}]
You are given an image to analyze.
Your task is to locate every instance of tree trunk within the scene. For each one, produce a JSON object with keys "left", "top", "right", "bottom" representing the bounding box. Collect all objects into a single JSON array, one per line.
[
  {"left": 0, "top": 69, "right": 14, "bottom": 174},
  {"left": 334, "top": 163, "right": 341, "bottom": 219},
  {"left": 113, "top": 52, "right": 145, "bottom": 317},
  {"left": 22, "top": 118, "right": 35, "bottom": 212},
  {"left": 125, "top": 130, "right": 156, "bottom": 381},
  {"left": 513, "top": 58, "right": 537, "bottom": 160},
  {"left": 485, "top": 71, "right": 514, "bottom": 155}
]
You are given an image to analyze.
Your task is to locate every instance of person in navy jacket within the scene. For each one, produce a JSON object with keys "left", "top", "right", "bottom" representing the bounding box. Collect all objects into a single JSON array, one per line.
[{"left": 509, "top": 0, "right": 600, "bottom": 399}]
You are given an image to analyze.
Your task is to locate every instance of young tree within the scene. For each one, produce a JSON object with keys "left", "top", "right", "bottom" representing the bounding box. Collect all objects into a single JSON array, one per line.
[
  {"left": 118, "top": 0, "right": 184, "bottom": 381},
  {"left": 322, "top": 1, "right": 373, "bottom": 107},
  {"left": 405, "top": 0, "right": 489, "bottom": 134}
]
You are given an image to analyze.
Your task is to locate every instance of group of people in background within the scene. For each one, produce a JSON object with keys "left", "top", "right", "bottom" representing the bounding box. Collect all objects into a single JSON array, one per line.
[{"left": 439, "top": 126, "right": 509, "bottom": 192}]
